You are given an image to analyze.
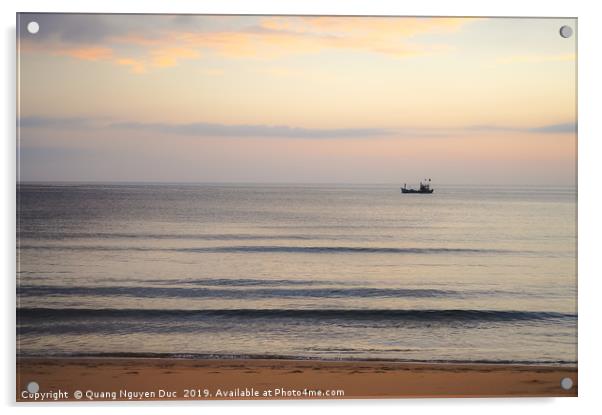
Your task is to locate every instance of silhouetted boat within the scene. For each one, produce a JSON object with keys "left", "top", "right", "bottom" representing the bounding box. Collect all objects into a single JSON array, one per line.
[{"left": 401, "top": 179, "right": 434, "bottom": 194}]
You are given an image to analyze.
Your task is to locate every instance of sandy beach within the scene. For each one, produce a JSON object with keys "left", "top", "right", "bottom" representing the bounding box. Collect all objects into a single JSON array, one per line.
[{"left": 16, "top": 357, "right": 577, "bottom": 401}]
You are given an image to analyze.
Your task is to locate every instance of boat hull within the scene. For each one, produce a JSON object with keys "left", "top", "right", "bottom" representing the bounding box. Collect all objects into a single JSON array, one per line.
[{"left": 401, "top": 188, "right": 434, "bottom": 194}]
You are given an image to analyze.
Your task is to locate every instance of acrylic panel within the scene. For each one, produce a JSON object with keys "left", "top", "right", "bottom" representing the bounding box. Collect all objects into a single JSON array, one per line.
[{"left": 16, "top": 13, "right": 577, "bottom": 401}]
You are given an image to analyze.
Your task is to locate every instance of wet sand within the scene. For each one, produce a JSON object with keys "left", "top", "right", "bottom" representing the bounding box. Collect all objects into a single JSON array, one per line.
[{"left": 16, "top": 357, "right": 577, "bottom": 401}]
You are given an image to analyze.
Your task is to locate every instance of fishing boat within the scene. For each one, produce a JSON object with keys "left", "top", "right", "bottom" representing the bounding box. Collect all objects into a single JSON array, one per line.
[{"left": 401, "top": 179, "right": 434, "bottom": 194}]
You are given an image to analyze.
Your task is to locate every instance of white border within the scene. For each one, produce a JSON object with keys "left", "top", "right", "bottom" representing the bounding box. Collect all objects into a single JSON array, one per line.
[{"left": 3, "top": 1, "right": 602, "bottom": 414}]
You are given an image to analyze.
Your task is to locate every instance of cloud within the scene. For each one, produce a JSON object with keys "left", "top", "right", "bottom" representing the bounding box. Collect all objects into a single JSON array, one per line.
[
  {"left": 19, "top": 116, "right": 576, "bottom": 139},
  {"left": 466, "top": 122, "right": 577, "bottom": 134},
  {"left": 115, "top": 58, "right": 146, "bottom": 74},
  {"left": 260, "top": 16, "right": 472, "bottom": 40},
  {"left": 19, "top": 14, "right": 480, "bottom": 73},
  {"left": 528, "top": 122, "right": 577, "bottom": 134},
  {"left": 128, "top": 16, "right": 479, "bottom": 61},
  {"left": 54, "top": 46, "right": 114, "bottom": 61},
  {"left": 111, "top": 121, "right": 390, "bottom": 138},
  {"left": 151, "top": 47, "right": 201, "bottom": 67},
  {"left": 19, "top": 116, "right": 95, "bottom": 128},
  {"left": 18, "top": 13, "right": 180, "bottom": 44},
  {"left": 18, "top": 14, "right": 208, "bottom": 72},
  {"left": 19, "top": 116, "right": 389, "bottom": 138}
]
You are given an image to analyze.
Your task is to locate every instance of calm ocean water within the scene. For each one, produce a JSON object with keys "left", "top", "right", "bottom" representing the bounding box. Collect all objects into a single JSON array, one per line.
[{"left": 17, "top": 183, "right": 577, "bottom": 364}]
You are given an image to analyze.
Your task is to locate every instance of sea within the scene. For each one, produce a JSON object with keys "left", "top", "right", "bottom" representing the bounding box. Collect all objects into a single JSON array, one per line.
[{"left": 17, "top": 183, "right": 577, "bottom": 365}]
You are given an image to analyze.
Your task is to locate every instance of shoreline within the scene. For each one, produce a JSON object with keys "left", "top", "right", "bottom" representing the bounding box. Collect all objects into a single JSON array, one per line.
[
  {"left": 16, "top": 353, "right": 578, "bottom": 367},
  {"left": 17, "top": 357, "right": 578, "bottom": 401}
]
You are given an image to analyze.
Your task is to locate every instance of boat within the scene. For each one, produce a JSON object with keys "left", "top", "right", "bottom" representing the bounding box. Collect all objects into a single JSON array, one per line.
[{"left": 401, "top": 179, "right": 434, "bottom": 194}]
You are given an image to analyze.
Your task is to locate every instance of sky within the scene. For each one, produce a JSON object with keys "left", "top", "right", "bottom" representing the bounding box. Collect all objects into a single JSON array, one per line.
[{"left": 17, "top": 14, "right": 577, "bottom": 185}]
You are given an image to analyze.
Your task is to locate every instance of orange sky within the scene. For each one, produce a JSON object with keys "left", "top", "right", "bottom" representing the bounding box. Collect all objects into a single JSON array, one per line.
[{"left": 18, "top": 14, "right": 577, "bottom": 184}]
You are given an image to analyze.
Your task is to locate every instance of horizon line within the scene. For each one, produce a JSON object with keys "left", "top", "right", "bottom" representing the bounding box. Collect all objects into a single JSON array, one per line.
[{"left": 16, "top": 180, "right": 578, "bottom": 187}]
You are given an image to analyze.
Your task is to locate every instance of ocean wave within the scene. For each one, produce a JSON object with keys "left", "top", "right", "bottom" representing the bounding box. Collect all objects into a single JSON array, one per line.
[
  {"left": 17, "top": 307, "right": 576, "bottom": 322},
  {"left": 182, "top": 246, "right": 505, "bottom": 254},
  {"left": 17, "top": 231, "right": 349, "bottom": 241},
  {"left": 17, "top": 285, "right": 458, "bottom": 299},
  {"left": 144, "top": 278, "right": 327, "bottom": 287},
  {"left": 16, "top": 244, "right": 512, "bottom": 255}
]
